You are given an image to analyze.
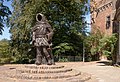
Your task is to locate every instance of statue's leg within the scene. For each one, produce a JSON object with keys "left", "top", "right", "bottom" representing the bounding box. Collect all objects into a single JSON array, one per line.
[
  {"left": 50, "top": 52, "right": 55, "bottom": 65},
  {"left": 43, "top": 47, "right": 52, "bottom": 65},
  {"left": 35, "top": 47, "right": 42, "bottom": 65},
  {"left": 42, "top": 56, "right": 47, "bottom": 64},
  {"left": 48, "top": 48, "right": 55, "bottom": 65}
]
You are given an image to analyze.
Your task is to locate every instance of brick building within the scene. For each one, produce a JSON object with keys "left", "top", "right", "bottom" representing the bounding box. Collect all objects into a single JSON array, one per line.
[
  {"left": 90, "top": 0, "right": 120, "bottom": 64},
  {"left": 90, "top": 0, "right": 117, "bottom": 35}
]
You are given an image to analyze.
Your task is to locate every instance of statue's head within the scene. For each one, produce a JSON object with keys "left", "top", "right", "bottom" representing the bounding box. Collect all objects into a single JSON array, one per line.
[{"left": 36, "top": 13, "right": 47, "bottom": 22}]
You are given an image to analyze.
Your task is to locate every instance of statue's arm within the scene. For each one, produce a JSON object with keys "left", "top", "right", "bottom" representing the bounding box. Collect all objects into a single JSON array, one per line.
[
  {"left": 32, "top": 31, "right": 36, "bottom": 44},
  {"left": 32, "top": 26, "right": 36, "bottom": 42},
  {"left": 47, "top": 27, "right": 53, "bottom": 41}
]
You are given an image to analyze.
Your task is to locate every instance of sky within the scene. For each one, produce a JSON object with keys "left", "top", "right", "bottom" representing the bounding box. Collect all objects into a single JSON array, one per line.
[
  {"left": 0, "top": 1, "right": 12, "bottom": 40},
  {"left": 85, "top": 13, "right": 91, "bottom": 32},
  {"left": 0, "top": 1, "right": 91, "bottom": 40}
]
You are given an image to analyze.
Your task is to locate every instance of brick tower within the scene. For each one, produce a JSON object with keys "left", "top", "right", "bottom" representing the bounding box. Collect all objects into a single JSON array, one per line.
[{"left": 90, "top": 0, "right": 116, "bottom": 35}]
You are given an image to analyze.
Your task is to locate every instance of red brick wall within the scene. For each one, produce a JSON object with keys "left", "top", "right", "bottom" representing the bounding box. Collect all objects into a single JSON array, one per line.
[
  {"left": 95, "top": 5, "right": 113, "bottom": 35},
  {"left": 91, "top": 1, "right": 114, "bottom": 35}
]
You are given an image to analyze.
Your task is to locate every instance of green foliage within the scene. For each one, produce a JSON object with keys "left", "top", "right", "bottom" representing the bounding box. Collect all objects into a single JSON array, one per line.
[
  {"left": 58, "top": 57, "right": 69, "bottom": 62},
  {"left": 85, "top": 28, "right": 117, "bottom": 61},
  {"left": 99, "top": 34, "right": 117, "bottom": 58},
  {"left": 53, "top": 32, "right": 84, "bottom": 56},
  {"left": 85, "top": 28, "right": 103, "bottom": 57},
  {"left": 53, "top": 43, "right": 74, "bottom": 56},
  {"left": 9, "top": 0, "right": 88, "bottom": 63},
  {"left": 0, "top": 39, "right": 13, "bottom": 63}
]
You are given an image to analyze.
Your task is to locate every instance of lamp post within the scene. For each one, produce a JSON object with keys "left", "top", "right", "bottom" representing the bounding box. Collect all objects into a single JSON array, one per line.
[
  {"left": 83, "top": 42, "right": 85, "bottom": 62},
  {"left": 82, "top": 22, "right": 91, "bottom": 62}
]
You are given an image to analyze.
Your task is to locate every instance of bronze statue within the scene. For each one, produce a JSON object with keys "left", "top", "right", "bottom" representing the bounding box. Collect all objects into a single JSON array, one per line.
[{"left": 32, "top": 13, "right": 54, "bottom": 65}]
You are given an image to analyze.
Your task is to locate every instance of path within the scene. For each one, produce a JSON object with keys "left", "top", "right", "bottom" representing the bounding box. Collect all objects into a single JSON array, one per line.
[{"left": 58, "top": 61, "right": 120, "bottom": 82}]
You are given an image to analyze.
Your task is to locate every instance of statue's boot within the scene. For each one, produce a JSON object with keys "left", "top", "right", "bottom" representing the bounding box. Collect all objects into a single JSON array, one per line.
[
  {"left": 50, "top": 53, "right": 55, "bottom": 65},
  {"left": 47, "top": 59, "right": 52, "bottom": 65},
  {"left": 51, "top": 59, "right": 55, "bottom": 65},
  {"left": 35, "top": 55, "right": 42, "bottom": 65},
  {"left": 47, "top": 56, "right": 55, "bottom": 65},
  {"left": 47, "top": 56, "right": 52, "bottom": 65}
]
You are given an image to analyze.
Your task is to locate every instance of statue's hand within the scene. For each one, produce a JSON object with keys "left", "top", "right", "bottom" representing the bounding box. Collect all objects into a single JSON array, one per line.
[
  {"left": 32, "top": 40, "right": 35, "bottom": 45},
  {"left": 47, "top": 34, "right": 51, "bottom": 42},
  {"left": 46, "top": 34, "right": 49, "bottom": 41}
]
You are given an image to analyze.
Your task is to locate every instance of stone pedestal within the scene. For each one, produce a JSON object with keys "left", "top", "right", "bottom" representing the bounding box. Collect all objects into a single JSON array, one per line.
[{"left": 0, "top": 64, "right": 94, "bottom": 82}]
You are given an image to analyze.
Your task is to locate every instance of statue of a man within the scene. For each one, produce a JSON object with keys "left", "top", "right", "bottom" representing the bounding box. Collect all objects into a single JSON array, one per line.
[{"left": 32, "top": 13, "right": 54, "bottom": 65}]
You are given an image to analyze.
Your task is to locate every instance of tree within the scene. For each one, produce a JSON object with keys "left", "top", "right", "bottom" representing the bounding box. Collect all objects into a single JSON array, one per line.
[
  {"left": 0, "top": 39, "right": 13, "bottom": 63},
  {"left": 99, "top": 34, "right": 117, "bottom": 61},
  {"left": 84, "top": 27, "right": 103, "bottom": 61},
  {"left": 10, "top": 0, "right": 88, "bottom": 63},
  {"left": 0, "top": 0, "right": 11, "bottom": 34},
  {"left": 85, "top": 27, "right": 117, "bottom": 62}
]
